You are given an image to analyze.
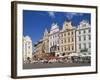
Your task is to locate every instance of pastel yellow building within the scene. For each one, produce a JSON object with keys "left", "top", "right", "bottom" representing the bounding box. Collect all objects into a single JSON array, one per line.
[{"left": 59, "top": 20, "right": 76, "bottom": 56}]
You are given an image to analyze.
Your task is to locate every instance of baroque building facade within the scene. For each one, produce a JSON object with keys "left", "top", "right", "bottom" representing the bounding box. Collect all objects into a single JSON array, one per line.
[
  {"left": 49, "top": 23, "right": 60, "bottom": 53},
  {"left": 23, "top": 36, "right": 33, "bottom": 62},
  {"left": 59, "top": 21, "right": 76, "bottom": 57},
  {"left": 33, "top": 39, "right": 45, "bottom": 59},
  {"left": 24, "top": 20, "right": 91, "bottom": 60},
  {"left": 76, "top": 20, "right": 91, "bottom": 56}
]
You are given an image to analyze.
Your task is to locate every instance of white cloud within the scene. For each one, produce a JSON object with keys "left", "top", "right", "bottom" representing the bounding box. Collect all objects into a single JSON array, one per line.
[
  {"left": 66, "top": 12, "right": 83, "bottom": 20},
  {"left": 48, "top": 11, "right": 55, "bottom": 19}
]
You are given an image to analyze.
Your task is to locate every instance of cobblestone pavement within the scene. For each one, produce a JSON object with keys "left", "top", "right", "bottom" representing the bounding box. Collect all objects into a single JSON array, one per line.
[{"left": 23, "top": 62, "right": 91, "bottom": 69}]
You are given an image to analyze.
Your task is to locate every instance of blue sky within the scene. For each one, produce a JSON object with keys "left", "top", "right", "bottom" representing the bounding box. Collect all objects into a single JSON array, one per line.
[{"left": 23, "top": 10, "right": 91, "bottom": 46}]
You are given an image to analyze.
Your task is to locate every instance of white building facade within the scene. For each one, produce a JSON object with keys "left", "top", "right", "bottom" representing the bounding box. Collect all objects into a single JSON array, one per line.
[
  {"left": 23, "top": 36, "right": 33, "bottom": 62},
  {"left": 76, "top": 20, "right": 91, "bottom": 56},
  {"left": 49, "top": 23, "right": 60, "bottom": 53}
]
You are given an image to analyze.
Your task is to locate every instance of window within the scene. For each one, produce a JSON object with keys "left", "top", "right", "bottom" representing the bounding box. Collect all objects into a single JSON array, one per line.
[
  {"left": 28, "top": 46, "right": 30, "bottom": 49},
  {"left": 79, "top": 36, "right": 81, "bottom": 41},
  {"left": 62, "top": 34, "right": 63, "bottom": 37},
  {"left": 89, "top": 43, "right": 91, "bottom": 48},
  {"left": 72, "top": 46, "right": 74, "bottom": 50},
  {"left": 61, "top": 47, "right": 63, "bottom": 51},
  {"left": 50, "top": 42, "right": 52, "bottom": 46},
  {"left": 53, "top": 35, "right": 54, "bottom": 38},
  {"left": 53, "top": 42, "right": 54, "bottom": 46},
  {"left": 72, "top": 38, "right": 74, "bottom": 42},
  {"left": 84, "top": 43, "right": 86, "bottom": 49},
  {"left": 89, "top": 35, "right": 91, "bottom": 40},
  {"left": 64, "top": 39, "right": 66, "bottom": 43},
  {"left": 58, "top": 46, "right": 59, "bottom": 50},
  {"left": 88, "top": 29, "right": 91, "bottom": 33},
  {"left": 66, "top": 24, "right": 68, "bottom": 26},
  {"left": 50, "top": 36, "right": 52, "bottom": 39},
  {"left": 61, "top": 40, "right": 63, "bottom": 44},
  {"left": 68, "top": 32, "right": 70, "bottom": 35},
  {"left": 72, "top": 31, "right": 73, "bottom": 35},
  {"left": 84, "top": 30, "right": 86, "bottom": 33},
  {"left": 64, "top": 33, "right": 66, "bottom": 36},
  {"left": 25, "top": 44, "right": 27, "bottom": 50},
  {"left": 79, "top": 31, "right": 81, "bottom": 34},
  {"left": 83, "top": 24, "right": 86, "bottom": 27},
  {"left": 68, "top": 38, "right": 70, "bottom": 42},
  {"left": 79, "top": 44, "right": 81, "bottom": 49},
  {"left": 84, "top": 35, "right": 86, "bottom": 40},
  {"left": 68, "top": 46, "right": 70, "bottom": 51}
]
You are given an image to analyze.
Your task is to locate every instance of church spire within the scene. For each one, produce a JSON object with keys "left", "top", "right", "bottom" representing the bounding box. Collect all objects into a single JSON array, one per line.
[{"left": 43, "top": 28, "right": 48, "bottom": 38}]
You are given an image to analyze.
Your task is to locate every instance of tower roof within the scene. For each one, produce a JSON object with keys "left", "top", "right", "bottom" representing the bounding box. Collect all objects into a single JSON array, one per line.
[
  {"left": 78, "top": 20, "right": 90, "bottom": 29},
  {"left": 24, "top": 36, "right": 32, "bottom": 42},
  {"left": 62, "top": 20, "right": 72, "bottom": 30},
  {"left": 44, "top": 28, "right": 48, "bottom": 34},
  {"left": 51, "top": 22, "right": 59, "bottom": 30},
  {"left": 43, "top": 28, "right": 48, "bottom": 36},
  {"left": 50, "top": 22, "right": 59, "bottom": 34}
]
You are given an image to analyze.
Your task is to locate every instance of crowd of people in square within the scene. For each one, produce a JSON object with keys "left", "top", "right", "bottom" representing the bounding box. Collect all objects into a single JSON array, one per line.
[{"left": 25, "top": 55, "right": 91, "bottom": 64}]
